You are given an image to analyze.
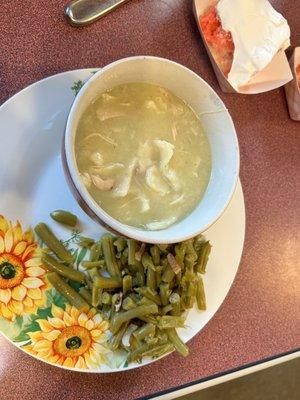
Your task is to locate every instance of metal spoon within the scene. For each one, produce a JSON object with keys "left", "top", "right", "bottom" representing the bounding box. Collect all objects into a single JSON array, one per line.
[{"left": 65, "top": 0, "right": 131, "bottom": 27}]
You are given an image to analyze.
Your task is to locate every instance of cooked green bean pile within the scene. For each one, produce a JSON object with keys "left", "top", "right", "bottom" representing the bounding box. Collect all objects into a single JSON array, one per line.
[{"left": 35, "top": 215, "right": 211, "bottom": 364}]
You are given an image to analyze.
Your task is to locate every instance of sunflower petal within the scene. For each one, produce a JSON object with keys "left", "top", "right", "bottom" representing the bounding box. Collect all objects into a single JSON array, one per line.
[
  {"left": 11, "top": 285, "right": 27, "bottom": 301},
  {"left": 8, "top": 299, "right": 23, "bottom": 315},
  {"left": 4, "top": 228, "right": 14, "bottom": 252},
  {"left": 0, "top": 236, "right": 4, "bottom": 253},
  {"left": 85, "top": 320, "right": 94, "bottom": 331},
  {"left": 37, "top": 319, "right": 53, "bottom": 332},
  {"left": 13, "top": 222, "right": 23, "bottom": 243},
  {"left": 63, "top": 312, "right": 74, "bottom": 327},
  {"left": 13, "top": 241, "right": 27, "bottom": 256},
  {"left": 0, "top": 216, "right": 9, "bottom": 232},
  {"left": 90, "top": 329, "right": 105, "bottom": 340},
  {"left": 51, "top": 303, "right": 64, "bottom": 319},
  {"left": 22, "top": 277, "right": 44, "bottom": 289},
  {"left": 0, "top": 289, "right": 11, "bottom": 304},
  {"left": 48, "top": 317, "right": 65, "bottom": 330},
  {"left": 78, "top": 313, "right": 88, "bottom": 327},
  {"left": 25, "top": 266, "right": 45, "bottom": 277},
  {"left": 33, "top": 339, "right": 51, "bottom": 352},
  {"left": 0, "top": 303, "right": 15, "bottom": 321},
  {"left": 24, "top": 229, "right": 34, "bottom": 243},
  {"left": 75, "top": 356, "right": 86, "bottom": 369},
  {"left": 70, "top": 306, "right": 80, "bottom": 321},
  {"left": 93, "top": 313, "right": 103, "bottom": 325},
  {"left": 21, "top": 244, "right": 37, "bottom": 261},
  {"left": 63, "top": 357, "right": 75, "bottom": 368},
  {"left": 27, "top": 331, "right": 44, "bottom": 342},
  {"left": 43, "top": 330, "right": 61, "bottom": 341},
  {"left": 25, "top": 259, "right": 44, "bottom": 269},
  {"left": 48, "top": 354, "right": 61, "bottom": 364},
  {"left": 23, "top": 296, "right": 34, "bottom": 308},
  {"left": 27, "top": 287, "right": 42, "bottom": 300}
]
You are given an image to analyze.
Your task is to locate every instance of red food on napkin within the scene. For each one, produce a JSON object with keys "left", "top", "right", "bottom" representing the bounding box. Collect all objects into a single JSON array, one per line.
[{"left": 200, "top": 6, "right": 234, "bottom": 76}]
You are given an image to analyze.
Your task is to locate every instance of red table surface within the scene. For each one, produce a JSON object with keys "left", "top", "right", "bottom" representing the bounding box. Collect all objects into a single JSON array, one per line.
[{"left": 0, "top": 1, "right": 299, "bottom": 399}]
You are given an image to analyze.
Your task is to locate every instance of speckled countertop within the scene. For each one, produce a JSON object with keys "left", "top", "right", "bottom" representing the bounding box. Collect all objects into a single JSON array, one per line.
[{"left": 0, "top": 1, "right": 299, "bottom": 399}]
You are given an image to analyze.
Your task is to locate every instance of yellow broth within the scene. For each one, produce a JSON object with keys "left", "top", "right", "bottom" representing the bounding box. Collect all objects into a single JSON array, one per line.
[{"left": 75, "top": 83, "right": 211, "bottom": 230}]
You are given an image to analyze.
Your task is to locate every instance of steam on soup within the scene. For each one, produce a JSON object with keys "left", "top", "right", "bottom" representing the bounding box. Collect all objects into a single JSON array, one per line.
[{"left": 75, "top": 83, "right": 211, "bottom": 230}]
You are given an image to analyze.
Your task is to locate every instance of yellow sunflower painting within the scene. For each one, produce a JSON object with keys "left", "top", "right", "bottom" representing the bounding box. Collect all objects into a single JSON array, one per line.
[
  {"left": 0, "top": 216, "right": 48, "bottom": 321},
  {"left": 24, "top": 304, "right": 109, "bottom": 370}
]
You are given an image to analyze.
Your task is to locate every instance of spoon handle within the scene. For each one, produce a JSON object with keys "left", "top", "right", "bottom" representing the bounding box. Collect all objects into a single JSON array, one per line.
[{"left": 65, "top": 0, "right": 131, "bottom": 26}]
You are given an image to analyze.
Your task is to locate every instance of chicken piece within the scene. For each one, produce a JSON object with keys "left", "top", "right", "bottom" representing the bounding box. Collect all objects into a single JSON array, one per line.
[
  {"left": 146, "top": 216, "right": 177, "bottom": 231},
  {"left": 90, "top": 163, "right": 124, "bottom": 176},
  {"left": 90, "top": 151, "right": 103, "bottom": 166},
  {"left": 137, "top": 141, "right": 154, "bottom": 174},
  {"left": 154, "top": 139, "right": 180, "bottom": 191},
  {"left": 113, "top": 158, "right": 137, "bottom": 198},
  {"left": 91, "top": 174, "right": 114, "bottom": 191},
  {"left": 139, "top": 196, "right": 150, "bottom": 213},
  {"left": 145, "top": 166, "right": 170, "bottom": 195},
  {"left": 154, "top": 139, "right": 174, "bottom": 168},
  {"left": 96, "top": 108, "right": 125, "bottom": 122},
  {"left": 79, "top": 172, "right": 92, "bottom": 189}
]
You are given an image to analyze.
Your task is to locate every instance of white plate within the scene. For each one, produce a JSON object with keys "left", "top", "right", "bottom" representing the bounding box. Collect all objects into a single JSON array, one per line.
[{"left": 0, "top": 69, "right": 245, "bottom": 372}]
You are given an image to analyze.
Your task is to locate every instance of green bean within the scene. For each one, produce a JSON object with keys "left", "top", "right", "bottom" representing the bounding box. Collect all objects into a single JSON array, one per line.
[
  {"left": 159, "top": 283, "right": 171, "bottom": 306},
  {"left": 146, "top": 264, "right": 156, "bottom": 292},
  {"left": 144, "top": 336, "right": 159, "bottom": 346},
  {"left": 135, "top": 243, "right": 146, "bottom": 262},
  {"left": 42, "top": 254, "right": 86, "bottom": 283},
  {"left": 78, "top": 236, "right": 95, "bottom": 248},
  {"left": 110, "top": 304, "right": 158, "bottom": 334},
  {"left": 128, "top": 239, "right": 137, "bottom": 266},
  {"left": 81, "top": 260, "right": 104, "bottom": 269},
  {"left": 134, "top": 271, "right": 145, "bottom": 287},
  {"left": 175, "top": 243, "right": 186, "bottom": 268},
  {"left": 158, "top": 316, "right": 185, "bottom": 329},
  {"left": 50, "top": 210, "right": 77, "bottom": 227},
  {"left": 185, "top": 253, "right": 196, "bottom": 272},
  {"left": 129, "top": 343, "right": 151, "bottom": 362},
  {"left": 157, "top": 244, "right": 169, "bottom": 252},
  {"left": 135, "top": 287, "right": 161, "bottom": 305},
  {"left": 162, "top": 304, "right": 173, "bottom": 315},
  {"left": 195, "top": 241, "right": 211, "bottom": 274},
  {"left": 35, "top": 223, "right": 73, "bottom": 264},
  {"left": 142, "top": 253, "right": 155, "bottom": 271},
  {"left": 150, "top": 246, "right": 161, "bottom": 266},
  {"left": 141, "top": 343, "right": 174, "bottom": 358},
  {"left": 79, "top": 287, "right": 92, "bottom": 305},
  {"left": 102, "top": 235, "right": 121, "bottom": 278},
  {"left": 88, "top": 266, "right": 100, "bottom": 281},
  {"left": 123, "top": 275, "right": 132, "bottom": 296},
  {"left": 155, "top": 266, "right": 163, "bottom": 287},
  {"left": 169, "top": 293, "right": 181, "bottom": 316},
  {"left": 139, "top": 315, "right": 158, "bottom": 325},
  {"left": 185, "top": 239, "right": 198, "bottom": 263},
  {"left": 102, "top": 292, "right": 112, "bottom": 305},
  {"left": 114, "top": 237, "right": 127, "bottom": 253},
  {"left": 110, "top": 322, "right": 129, "bottom": 351},
  {"left": 89, "top": 242, "right": 102, "bottom": 261},
  {"left": 122, "top": 297, "right": 137, "bottom": 310},
  {"left": 94, "top": 276, "right": 122, "bottom": 290},
  {"left": 139, "top": 296, "right": 157, "bottom": 306},
  {"left": 162, "top": 265, "right": 175, "bottom": 283},
  {"left": 193, "top": 234, "right": 204, "bottom": 252},
  {"left": 196, "top": 277, "right": 206, "bottom": 310},
  {"left": 133, "top": 323, "right": 156, "bottom": 341},
  {"left": 166, "top": 328, "right": 189, "bottom": 357},
  {"left": 47, "top": 272, "right": 89, "bottom": 312},
  {"left": 92, "top": 284, "right": 102, "bottom": 307},
  {"left": 167, "top": 253, "right": 181, "bottom": 275},
  {"left": 120, "top": 247, "right": 128, "bottom": 266}
]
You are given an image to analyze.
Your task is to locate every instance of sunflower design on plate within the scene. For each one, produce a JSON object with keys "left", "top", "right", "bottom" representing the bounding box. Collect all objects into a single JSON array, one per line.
[
  {"left": 0, "top": 215, "right": 48, "bottom": 321},
  {"left": 23, "top": 304, "right": 109, "bottom": 370}
]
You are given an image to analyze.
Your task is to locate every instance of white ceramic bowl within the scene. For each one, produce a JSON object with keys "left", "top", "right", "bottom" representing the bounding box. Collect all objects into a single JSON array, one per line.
[{"left": 63, "top": 56, "right": 239, "bottom": 243}]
